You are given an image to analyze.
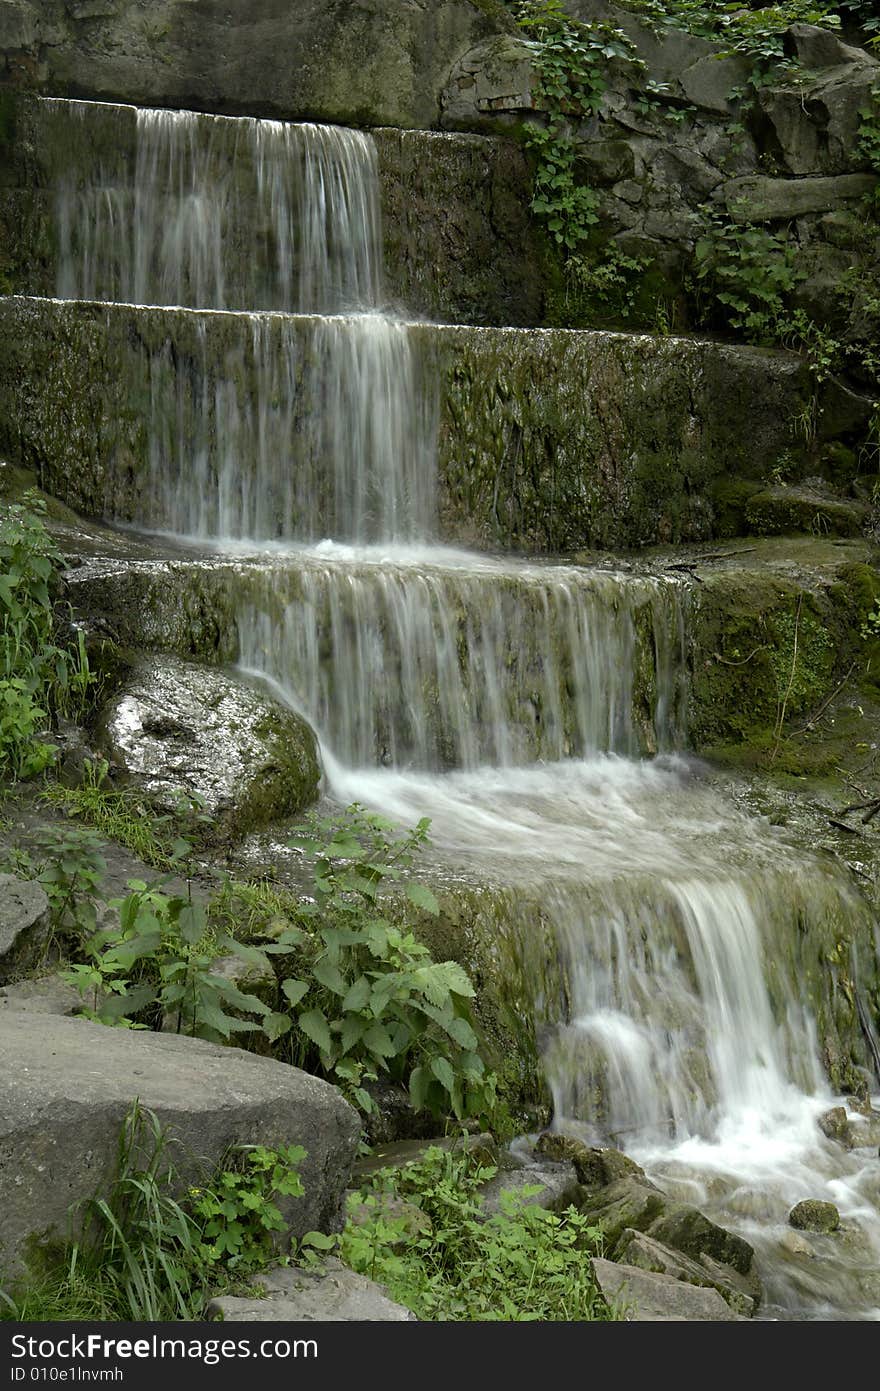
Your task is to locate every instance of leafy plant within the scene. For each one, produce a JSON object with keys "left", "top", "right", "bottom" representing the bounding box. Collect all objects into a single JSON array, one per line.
[
  {"left": 267, "top": 806, "right": 497, "bottom": 1124},
  {"left": 336, "top": 1144, "right": 614, "bottom": 1321},
  {"left": 0, "top": 495, "right": 94, "bottom": 780},
  {"left": 188, "top": 1144, "right": 306, "bottom": 1271},
  {"left": 512, "top": 1, "right": 644, "bottom": 254},
  {"left": 0, "top": 1105, "right": 309, "bottom": 1322},
  {"left": 693, "top": 208, "right": 804, "bottom": 342}
]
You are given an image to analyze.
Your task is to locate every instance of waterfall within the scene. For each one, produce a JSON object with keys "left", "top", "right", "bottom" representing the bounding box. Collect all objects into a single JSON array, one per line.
[
  {"left": 32, "top": 93, "right": 880, "bottom": 1317},
  {"left": 237, "top": 556, "right": 688, "bottom": 770},
  {"left": 56, "top": 102, "right": 384, "bottom": 312}
]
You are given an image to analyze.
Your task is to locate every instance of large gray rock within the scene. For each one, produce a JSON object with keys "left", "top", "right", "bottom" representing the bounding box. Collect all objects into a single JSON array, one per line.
[
  {"left": 0, "top": 0, "right": 513, "bottom": 129},
  {"left": 614, "top": 1228, "right": 756, "bottom": 1317},
  {"left": 721, "top": 173, "right": 878, "bottom": 222},
  {"left": 476, "top": 1159, "right": 582, "bottom": 1220},
  {"left": 206, "top": 1258, "right": 415, "bottom": 1322},
  {"left": 0, "top": 1012, "right": 360, "bottom": 1277},
  {"left": 441, "top": 35, "right": 537, "bottom": 128},
  {"left": 591, "top": 1257, "right": 743, "bottom": 1321},
  {"left": 757, "top": 61, "right": 880, "bottom": 176},
  {"left": 0, "top": 875, "right": 50, "bottom": 983},
  {"left": 99, "top": 655, "right": 321, "bottom": 839}
]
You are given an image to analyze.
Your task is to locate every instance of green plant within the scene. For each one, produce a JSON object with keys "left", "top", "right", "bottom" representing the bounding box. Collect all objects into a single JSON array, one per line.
[
  {"left": 0, "top": 1105, "right": 309, "bottom": 1322},
  {"left": 188, "top": 1144, "right": 306, "bottom": 1272},
  {"left": 336, "top": 1145, "right": 614, "bottom": 1321},
  {"left": 693, "top": 208, "right": 804, "bottom": 342},
  {"left": 33, "top": 823, "right": 107, "bottom": 942},
  {"left": 565, "top": 243, "right": 652, "bottom": 321},
  {"left": 268, "top": 806, "right": 497, "bottom": 1123},
  {"left": 41, "top": 757, "right": 208, "bottom": 868},
  {"left": 0, "top": 495, "right": 94, "bottom": 780},
  {"left": 63, "top": 879, "right": 270, "bottom": 1038},
  {"left": 512, "top": 1, "right": 644, "bottom": 254}
]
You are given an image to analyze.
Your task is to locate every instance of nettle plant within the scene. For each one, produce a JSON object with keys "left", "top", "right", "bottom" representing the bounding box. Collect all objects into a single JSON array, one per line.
[{"left": 62, "top": 806, "right": 497, "bottom": 1126}]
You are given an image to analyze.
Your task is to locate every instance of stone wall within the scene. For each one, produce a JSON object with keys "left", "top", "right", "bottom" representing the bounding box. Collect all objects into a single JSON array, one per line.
[
  {"left": 0, "top": 93, "right": 542, "bottom": 326},
  {"left": 0, "top": 294, "right": 835, "bottom": 554}
]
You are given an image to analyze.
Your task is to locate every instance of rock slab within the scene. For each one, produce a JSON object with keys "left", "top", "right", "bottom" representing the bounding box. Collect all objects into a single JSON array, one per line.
[
  {"left": 0, "top": 1012, "right": 359, "bottom": 1278},
  {"left": 0, "top": 874, "right": 50, "bottom": 984},
  {"left": 591, "top": 1257, "right": 743, "bottom": 1321},
  {"left": 207, "top": 1258, "right": 415, "bottom": 1322}
]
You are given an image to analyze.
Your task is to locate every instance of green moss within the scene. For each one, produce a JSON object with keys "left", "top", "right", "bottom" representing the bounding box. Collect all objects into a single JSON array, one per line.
[{"left": 709, "top": 478, "right": 762, "bottom": 537}]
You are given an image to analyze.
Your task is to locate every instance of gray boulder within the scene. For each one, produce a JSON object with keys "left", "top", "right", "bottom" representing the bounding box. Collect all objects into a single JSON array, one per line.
[
  {"left": 441, "top": 36, "right": 537, "bottom": 128},
  {"left": 0, "top": 1012, "right": 359, "bottom": 1278},
  {"left": 476, "top": 1159, "right": 582, "bottom": 1220},
  {"left": 614, "top": 1228, "right": 757, "bottom": 1317},
  {"left": 0, "top": 875, "right": 50, "bottom": 984},
  {"left": 98, "top": 655, "right": 321, "bottom": 840},
  {"left": 591, "top": 1256, "right": 743, "bottom": 1321},
  {"left": 758, "top": 61, "right": 880, "bottom": 176},
  {"left": 206, "top": 1258, "right": 414, "bottom": 1322}
]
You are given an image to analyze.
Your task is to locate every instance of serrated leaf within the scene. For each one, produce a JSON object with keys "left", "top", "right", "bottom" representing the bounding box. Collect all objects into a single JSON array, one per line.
[
  {"left": 282, "top": 977, "right": 309, "bottom": 1007},
  {"left": 263, "top": 1011, "right": 292, "bottom": 1043},
  {"left": 178, "top": 903, "right": 207, "bottom": 946},
  {"left": 312, "top": 958, "right": 349, "bottom": 996},
  {"left": 405, "top": 883, "right": 439, "bottom": 916},
  {"left": 341, "top": 976, "right": 371, "bottom": 1012},
  {"left": 298, "top": 1008, "right": 333, "bottom": 1056},
  {"left": 363, "top": 1023, "right": 397, "bottom": 1060}
]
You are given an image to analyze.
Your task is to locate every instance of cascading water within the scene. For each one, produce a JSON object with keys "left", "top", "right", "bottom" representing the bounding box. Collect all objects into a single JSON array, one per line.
[{"left": 48, "top": 98, "right": 879, "bottom": 1318}]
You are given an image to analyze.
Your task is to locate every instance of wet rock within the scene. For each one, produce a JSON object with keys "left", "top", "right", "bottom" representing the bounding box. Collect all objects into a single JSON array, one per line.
[
  {"left": 535, "top": 1132, "right": 646, "bottom": 1190},
  {"left": 206, "top": 1258, "right": 414, "bottom": 1322},
  {"left": 613, "top": 1228, "right": 756, "bottom": 1317},
  {"left": 353, "top": 1133, "right": 497, "bottom": 1183},
  {"left": 779, "top": 1228, "right": 816, "bottom": 1258},
  {"left": 0, "top": 875, "right": 50, "bottom": 984},
  {"left": 789, "top": 1199, "right": 841, "bottom": 1233},
  {"left": 590, "top": 1256, "right": 742, "bottom": 1321},
  {"left": 647, "top": 1201, "right": 758, "bottom": 1282},
  {"left": 818, "top": 1105, "right": 851, "bottom": 1144},
  {"left": 0, "top": 1011, "right": 359, "bottom": 1278},
  {"left": 98, "top": 655, "right": 321, "bottom": 840},
  {"left": 578, "top": 1178, "right": 670, "bottom": 1245}
]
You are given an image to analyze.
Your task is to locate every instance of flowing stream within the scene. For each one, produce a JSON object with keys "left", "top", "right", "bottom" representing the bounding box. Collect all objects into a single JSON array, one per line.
[{"left": 51, "top": 98, "right": 880, "bottom": 1319}]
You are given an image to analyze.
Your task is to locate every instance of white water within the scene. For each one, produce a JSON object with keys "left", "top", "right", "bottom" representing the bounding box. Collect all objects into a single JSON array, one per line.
[{"left": 43, "top": 95, "right": 880, "bottom": 1317}]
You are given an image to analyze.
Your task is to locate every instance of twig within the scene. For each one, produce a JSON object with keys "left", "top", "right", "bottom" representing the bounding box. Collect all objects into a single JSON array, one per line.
[
  {"left": 828, "top": 819, "right": 863, "bottom": 835},
  {"left": 791, "top": 662, "right": 856, "bottom": 736},
  {"left": 712, "top": 646, "right": 767, "bottom": 667},
  {"left": 771, "top": 594, "right": 802, "bottom": 765}
]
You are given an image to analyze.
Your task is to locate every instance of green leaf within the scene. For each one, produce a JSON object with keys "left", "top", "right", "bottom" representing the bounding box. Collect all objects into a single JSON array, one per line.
[
  {"left": 431, "top": 1056, "right": 456, "bottom": 1095},
  {"left": 282, "top": 977, "right": 310, "bottom": 1008},
  {"left": 299, "top": 1008, "right": 333, "bottom": 1056},
  {"left": 405, "top": 883, "right": 440, "bottom": 916},
  {"left": 178, "top": 902, "right": 208, "bottom": 946},
  {"left": 312, "top": 957, "right": 349, "bottom": 996},
  {"left": 263, "top": 1011, "right": 293, "bottom": 1043},
  {"left": 341, "top": 975, "right": 371, "bottom": 1012},
  {"left": 363, "top": 1023, "right": 397, "bottom": 1060}
]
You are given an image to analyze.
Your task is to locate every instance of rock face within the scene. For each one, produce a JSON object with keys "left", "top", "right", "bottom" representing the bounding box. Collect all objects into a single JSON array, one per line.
[
  {"left": 0, "top": 0, "right": 513, "bottom": 129},
  {"left": 0, "top": 875, "right": 50, "bottom": 984},
  {"left": 98, "top": 655, "right": 321, "bottom": 838},
  {"left": 0, "top": 1012, "right": 360, "bottom": 1278},
  {"left": 206, "top": 1259, "right": 415, "bottom": 1322}
]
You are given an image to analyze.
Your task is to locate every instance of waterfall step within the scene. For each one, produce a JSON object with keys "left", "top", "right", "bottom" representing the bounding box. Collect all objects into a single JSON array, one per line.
[
  {"left": 0, "top": 93, "right": 541, "bottom": 327},
  {"left": 0, "top": 293, "right": 838, "bottom": 555}
]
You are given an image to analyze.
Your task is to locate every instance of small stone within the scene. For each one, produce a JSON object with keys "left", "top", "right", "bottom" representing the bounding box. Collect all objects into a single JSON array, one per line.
[{"left": 789, "top": 1199, "right": 840, "bottom": 1233}]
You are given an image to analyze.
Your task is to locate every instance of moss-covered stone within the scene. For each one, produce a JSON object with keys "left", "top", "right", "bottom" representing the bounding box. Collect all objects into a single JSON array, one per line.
[{"left": 789, "top": 1199, "right": 840, "bottom": 1233}]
